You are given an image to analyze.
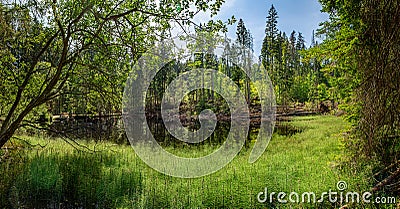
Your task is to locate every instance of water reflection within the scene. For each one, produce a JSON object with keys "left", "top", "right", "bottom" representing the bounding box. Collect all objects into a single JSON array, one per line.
[{"left": 144, "top": 117, "right": 259, "bottom": 149}]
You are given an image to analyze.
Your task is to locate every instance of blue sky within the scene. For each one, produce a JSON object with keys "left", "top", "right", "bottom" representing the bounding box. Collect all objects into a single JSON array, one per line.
[{"left": 193, "top": 0, "right": 329, "bottom": 55}]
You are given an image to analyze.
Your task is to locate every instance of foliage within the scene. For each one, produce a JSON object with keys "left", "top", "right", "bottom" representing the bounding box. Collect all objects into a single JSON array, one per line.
[
  {"left": 260, "top": 5, "right": 319, "bottom": 106},
  {"left": 313, "top": 0, "right": 400, "bottom": 197},
  {"left": 0, "top": 0, "right": 226, "bottom": 148},
  {"left": 317, "top": 0, "right": 400, "bottom": 167}
]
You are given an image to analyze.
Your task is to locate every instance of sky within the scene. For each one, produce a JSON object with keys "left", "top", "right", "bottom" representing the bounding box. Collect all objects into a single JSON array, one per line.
[{"left": 192, "top": 0, "right": 329, "bottom": 55}]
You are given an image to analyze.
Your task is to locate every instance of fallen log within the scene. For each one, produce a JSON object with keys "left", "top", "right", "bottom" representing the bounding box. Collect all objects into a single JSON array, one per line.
[{"left": 372, "top": 167, "right": 400, "bottom": 192}]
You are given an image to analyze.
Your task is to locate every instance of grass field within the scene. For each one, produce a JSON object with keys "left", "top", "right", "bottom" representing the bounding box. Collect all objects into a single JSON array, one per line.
[{"left": 0, "top": 116, "right": 396, "bottom": 208}]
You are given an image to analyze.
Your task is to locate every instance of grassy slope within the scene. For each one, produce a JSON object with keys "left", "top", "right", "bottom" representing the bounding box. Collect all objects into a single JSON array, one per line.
[{"left": 1, "top": 116, "right": 392, "bottom": 208}]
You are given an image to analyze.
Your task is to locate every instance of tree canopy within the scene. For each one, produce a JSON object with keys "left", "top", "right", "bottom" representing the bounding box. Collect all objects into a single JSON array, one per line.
[{"left": 0, "top": 0, "right": 226, "bottom": 148}]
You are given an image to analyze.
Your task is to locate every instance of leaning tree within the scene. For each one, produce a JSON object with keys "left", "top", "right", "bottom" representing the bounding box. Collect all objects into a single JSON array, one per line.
[{"left": 0, "top": 0, "right": 226, "bottom": 148}]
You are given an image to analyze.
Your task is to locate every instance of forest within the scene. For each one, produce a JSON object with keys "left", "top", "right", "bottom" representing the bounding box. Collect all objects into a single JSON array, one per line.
[{"left": 0, "top": 0, "right": 399, "bottom": 208}]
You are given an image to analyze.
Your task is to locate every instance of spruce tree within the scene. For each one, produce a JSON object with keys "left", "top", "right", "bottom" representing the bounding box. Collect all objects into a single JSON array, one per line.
[
  {"left": 265, "top": 4, "right": 279, "bottom": 50},
  {"left": 236, "top": 19, "right": 248, "bottom": 47},
  {"left": 235, "top": 18, "right": 253, "bottom": 103},
  {"left": 311, "top": 30, "right": 316, "bottom": 48},
  {"left": 296, "top": 32, "right": 305, "bottom": 51},
  {"left": 261, "top": 4, "right": 279, "bottom": 85}
]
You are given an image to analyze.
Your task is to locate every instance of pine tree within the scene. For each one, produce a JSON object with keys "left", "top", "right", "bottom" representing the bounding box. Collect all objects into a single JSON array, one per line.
[
  {"left": 261, "top": 4, "right": 279, "bottom": 85},
  {"left": 296, "top": 32, "right": 306, "bottom": 76},
  {"left": 280, "top": 33, "right": 293, "bottom": 106},
  {"left": 261, "top": 36, "right": 269, "bottom": 68},
  {"left": 236, "top": 19, "right": 248, "bottom": 46},
  {"left": 265, "top": 4, "right": 279, "bottom": 49},
  {"left": 236, "top": 19, "right": 254, "bottom": 50},
  {"left": 235, "top": 18, "right": 253, "bottom": 103},
  {"left": 247, "top": 29, "right": 254, "bottom": 52},
  {"left": 296, "top": 32, "right": 305, "bottom": 51},
  {"left": 311, "top": 30, "right": 316, "bottom": 48},
  {"left": 289, "top": 31, "right": 297, "bottom": 50},
  {"left": 289, "top": 31, "right": 297, "bottom": 71}
]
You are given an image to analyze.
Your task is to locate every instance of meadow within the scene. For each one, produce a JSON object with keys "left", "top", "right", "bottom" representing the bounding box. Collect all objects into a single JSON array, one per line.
[{"left": 0, "top": 116, "right": 394, "bottom": 208}]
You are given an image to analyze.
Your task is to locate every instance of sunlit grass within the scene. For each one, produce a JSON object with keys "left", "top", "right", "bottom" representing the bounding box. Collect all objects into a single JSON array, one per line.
[{"left": 1, "top": 116, "right": 394, "bottom": 208}]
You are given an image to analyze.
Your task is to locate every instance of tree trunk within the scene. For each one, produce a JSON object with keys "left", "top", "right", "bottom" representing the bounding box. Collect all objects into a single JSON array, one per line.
[{"left": 0, "top": 128, "right": 16, "bottom": 148}]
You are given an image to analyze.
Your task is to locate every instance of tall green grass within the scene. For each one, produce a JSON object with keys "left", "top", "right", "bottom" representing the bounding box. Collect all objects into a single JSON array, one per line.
[
  {"left": 2, "top": 140, "right": 142, "bottom": 208},
  {"left": 0, "top": 116, "right": 396, "bottom": 208}
]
